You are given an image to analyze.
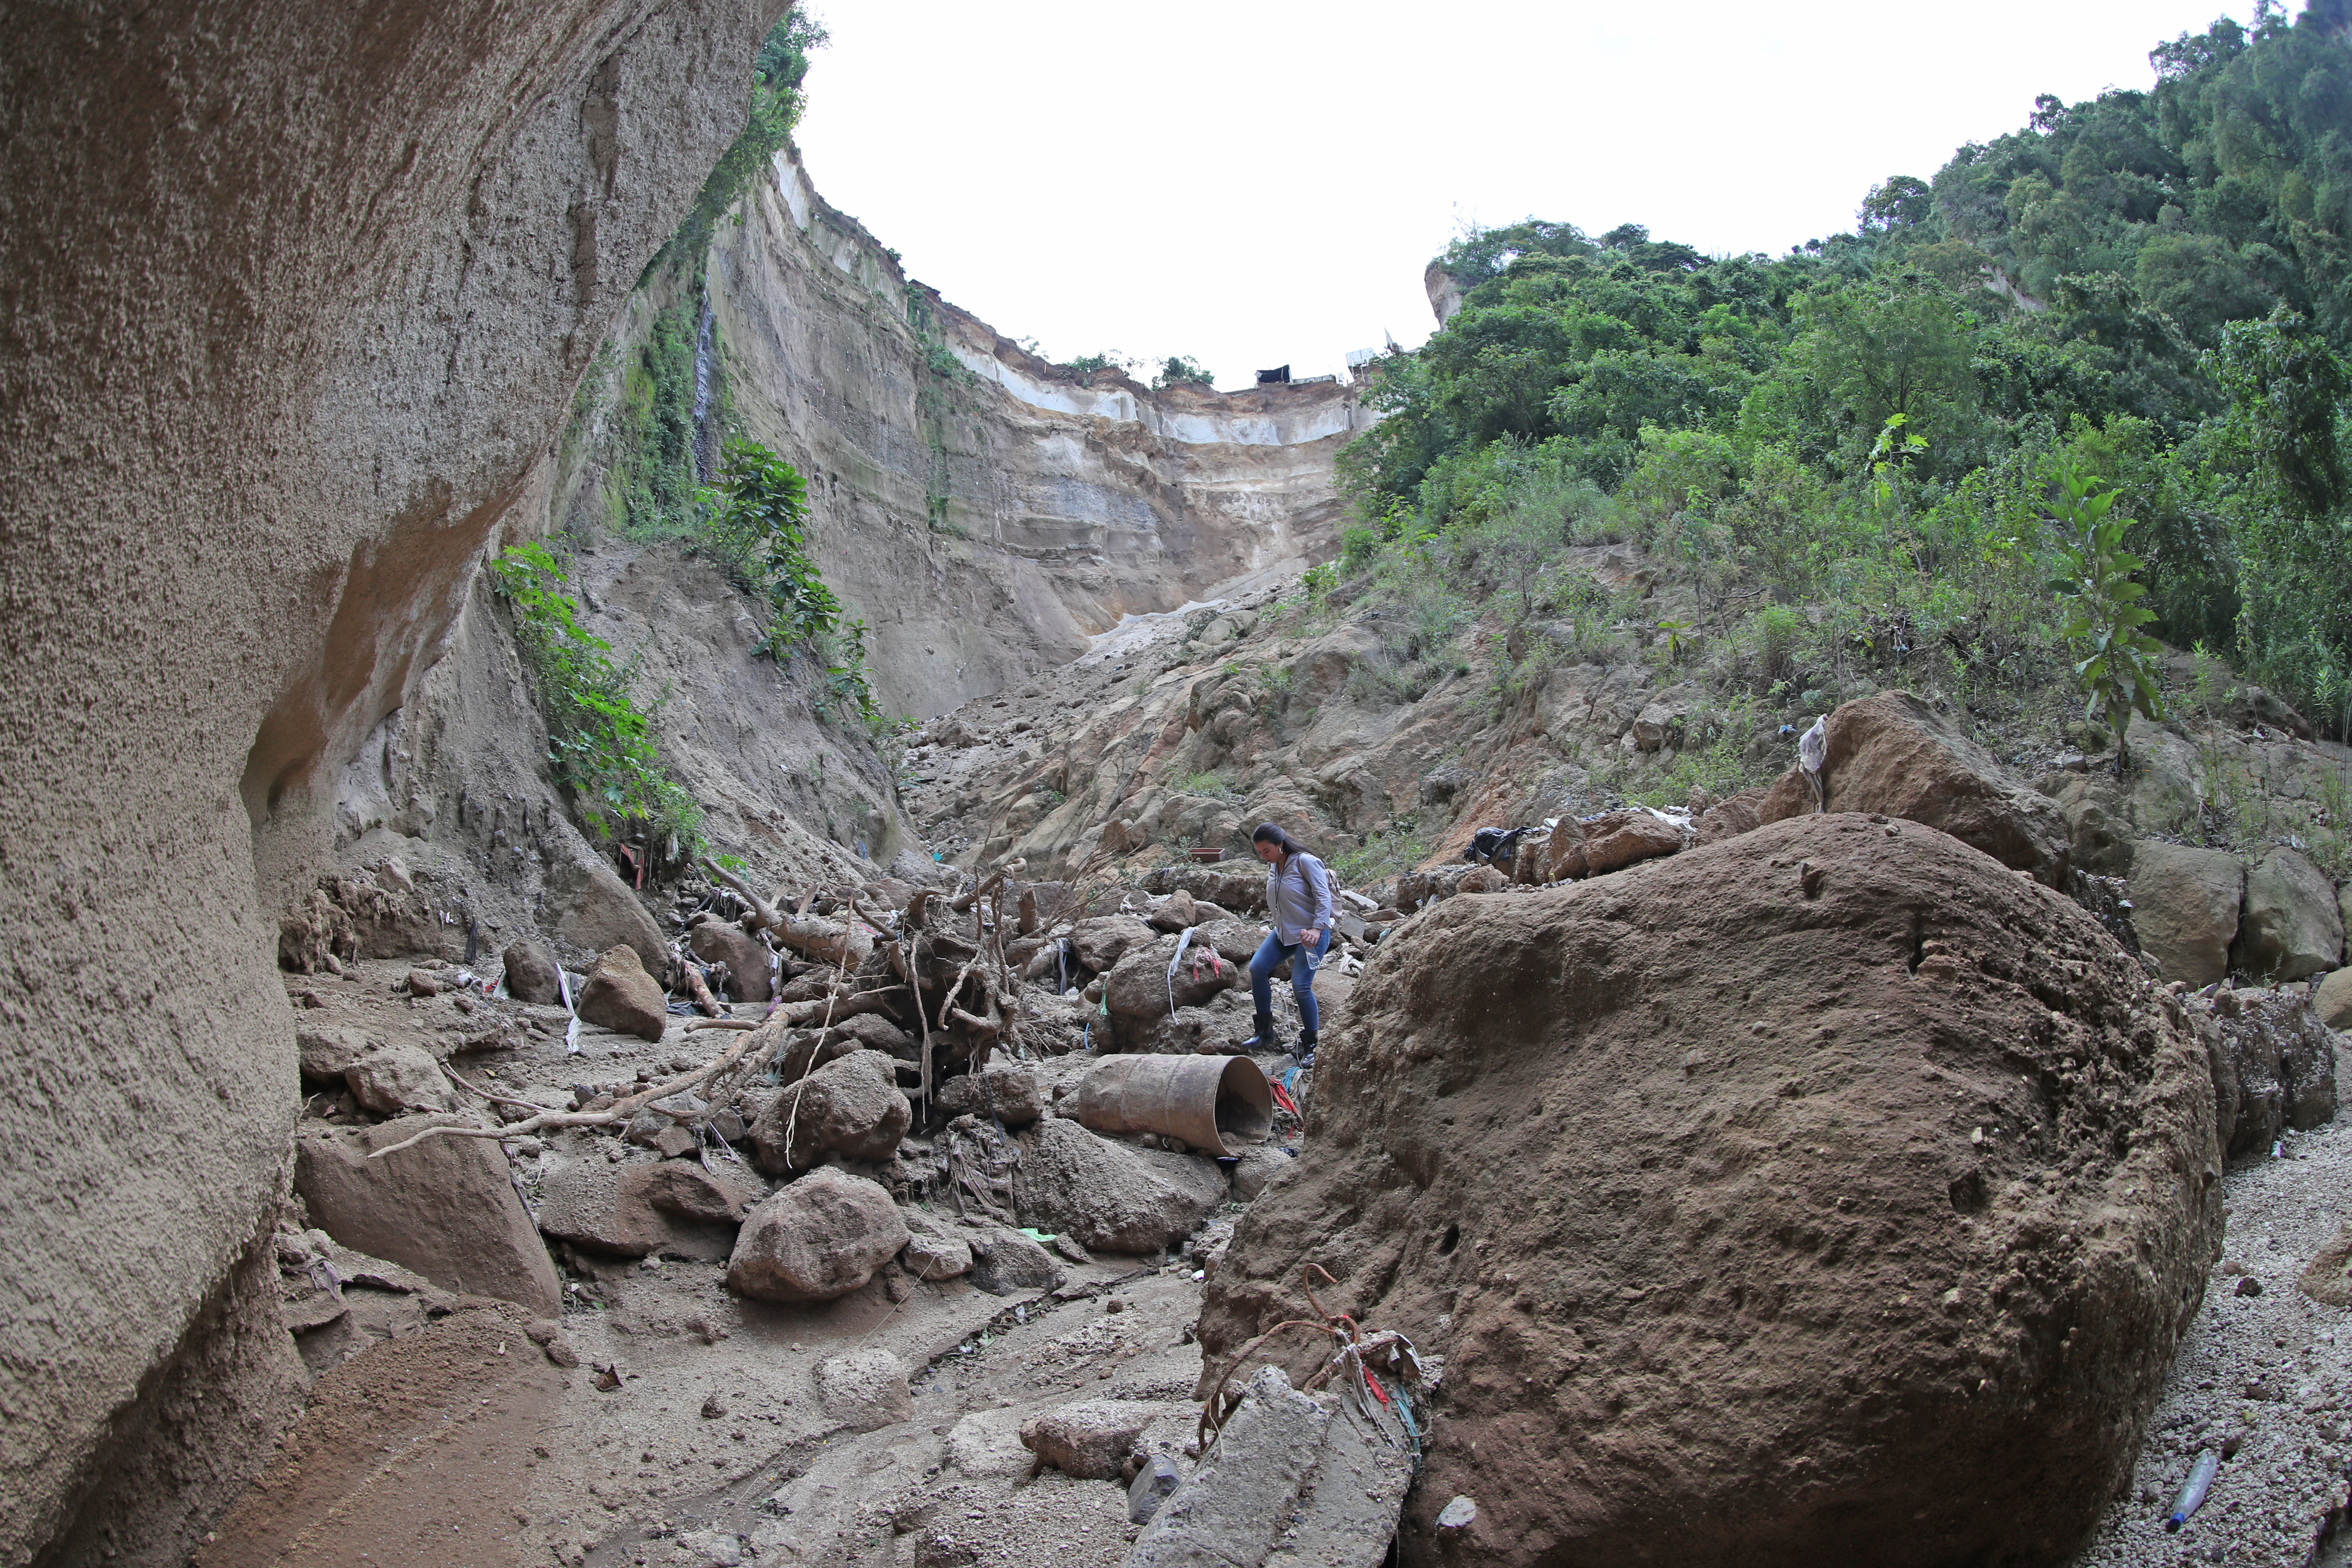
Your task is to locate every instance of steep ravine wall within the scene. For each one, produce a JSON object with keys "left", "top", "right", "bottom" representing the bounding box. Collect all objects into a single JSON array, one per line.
[
  {"left": 699, "top": 146, "right": 1369, "bottom": 717},
  {"left": 0, "top": 4, "right": 784, "bottom": 1563}
]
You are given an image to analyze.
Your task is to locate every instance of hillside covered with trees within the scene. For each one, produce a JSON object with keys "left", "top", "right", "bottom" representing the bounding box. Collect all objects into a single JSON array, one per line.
[{"left": 1342, "top": 1, "right": 2352, "bottom": 741}]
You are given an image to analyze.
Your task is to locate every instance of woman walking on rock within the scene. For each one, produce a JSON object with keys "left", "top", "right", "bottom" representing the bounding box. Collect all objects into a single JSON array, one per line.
[{"left": 1245, "top": 822, "right": 1335, "bottom": 1063}]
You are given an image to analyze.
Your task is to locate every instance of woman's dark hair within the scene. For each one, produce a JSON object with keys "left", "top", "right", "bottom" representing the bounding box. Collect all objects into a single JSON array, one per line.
[{"left": 1252, "top": 822, "right": 1307, "bottom": 859}]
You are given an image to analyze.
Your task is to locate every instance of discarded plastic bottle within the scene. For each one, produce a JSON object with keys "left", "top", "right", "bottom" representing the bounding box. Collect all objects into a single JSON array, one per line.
[{"left": 2165, "top": 1449, "right": 2220, "bottom": 1532}]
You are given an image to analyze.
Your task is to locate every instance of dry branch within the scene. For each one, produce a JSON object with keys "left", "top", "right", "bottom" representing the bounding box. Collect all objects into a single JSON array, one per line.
[{"left": 370, "top": 1027, "right": 763, "bottom": 1157}]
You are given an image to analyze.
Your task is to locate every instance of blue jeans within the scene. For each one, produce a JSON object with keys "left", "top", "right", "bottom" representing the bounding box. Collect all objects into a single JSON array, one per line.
[{"left": 1250, "top": 929, "right": 1332, "bottom": 1035}]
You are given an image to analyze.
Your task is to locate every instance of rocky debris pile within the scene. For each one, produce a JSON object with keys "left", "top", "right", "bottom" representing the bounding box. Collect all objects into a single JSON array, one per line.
[{"left": 1201, "top": 814, "right": 2226, "bottom": 1568}]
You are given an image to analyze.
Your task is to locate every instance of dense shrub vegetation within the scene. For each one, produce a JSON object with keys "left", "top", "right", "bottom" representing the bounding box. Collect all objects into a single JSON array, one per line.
[{"left": 1341, "top": 3, "right": 2352, "bottom": 737}]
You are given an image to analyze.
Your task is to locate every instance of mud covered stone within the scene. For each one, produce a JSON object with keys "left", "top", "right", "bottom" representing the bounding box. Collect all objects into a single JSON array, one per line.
[
  {"left": 900, "top": 1212, "right": 974, "bottom": 1281},
  {"left": 2234, "top": 846, "right": 2344, "bottom": 982},
  {"left": 1071, "top": 915, "right": 1155, "bottom": 975},
  {"left": 2131, "top": 842, "right": 2245, "bottom": 986},
  {"left": 1013, "top": 1117, "right": 1225, "bottom": 1255},
  {"left": 501, "top": 938, "right": 564, "bottom": 1005},
  {"left": 967, "top": 1220, "right": 1064, "bottom": 1295},
  {"left": 686, "top": 916, "right": 774, "bottom": 1002},
  {"left": 344, "top": 1041, "right": 453, "bottom": 1115},
  {"left": 538, "top": 1159, "right": 750, "bottom": 1261},
  {"left": 935, "top": 1062, "right": 1043, "bottom": 1127},
  {"left": 2194, "top": 984, "right": 2337, "bottom": 1159},
  {"left": 1578, "top": 808, "right": 1689, "bottom": 877},
  {"left": 726, "top": 1168, "right": 908, "bottom": 1303},
  {"left": 576, "top": 943, "right": 666, "bottom": 1042},
  {"left": 815, "top": 1348, "right": 912, "bottom": 1431},
  {"left": 1200, "top": 813, "right": 2223, "bottom": 1568},
  {"left": 748, "top": 1049, "right": 910, "bottom": 1174},
  {"left": 1018, "top": 1400, "right": 1154, "bottom": 1480},
  {"left": 294, "top": 1115, "right": 562, "bottom": 1316},
  {"left": 1105, "top": 935, "right": 1231, "bottom": 1023}
]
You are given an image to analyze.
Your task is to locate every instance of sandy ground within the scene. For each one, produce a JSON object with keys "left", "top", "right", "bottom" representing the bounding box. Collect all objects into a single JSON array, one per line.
[{"left": 2068, "top": 1043, "right": 2352, "bottom": 1568}]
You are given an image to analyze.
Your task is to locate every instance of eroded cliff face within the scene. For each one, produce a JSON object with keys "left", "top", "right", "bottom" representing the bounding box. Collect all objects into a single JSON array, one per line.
[
  {"left": 0, "top": 4, "right": 783, "bottom": 1562},
  {"left": 698, "top": 147, "right": 1368, "bottom": 717}
]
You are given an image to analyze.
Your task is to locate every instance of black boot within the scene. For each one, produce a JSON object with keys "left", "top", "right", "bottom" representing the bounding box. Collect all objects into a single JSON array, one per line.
[
  {"left": 1241, "top": 1013, "right": 1281, "bottom": 1051},
  {"left": 1297, "top": 1029, "right": 1319, "bottom": 1067}
]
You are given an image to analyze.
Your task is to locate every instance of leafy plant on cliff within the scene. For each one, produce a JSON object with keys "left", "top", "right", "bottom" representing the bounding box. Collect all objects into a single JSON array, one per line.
[
  {"left": 489, "top": 542, "right": 706, "bottom": 867},
  {"left": 697, "top": 439, "right": 881, "bottom": 724}
]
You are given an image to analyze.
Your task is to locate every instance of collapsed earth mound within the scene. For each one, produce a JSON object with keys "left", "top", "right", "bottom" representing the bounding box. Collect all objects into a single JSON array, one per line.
[{"left": 1197, "top": 813, "right": 2224, "bottom": 1568}]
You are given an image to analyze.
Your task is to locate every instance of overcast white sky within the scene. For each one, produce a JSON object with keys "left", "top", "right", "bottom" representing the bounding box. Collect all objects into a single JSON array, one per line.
[{"left": 793, "top": 1, "right": 2253, "bottom": 389}]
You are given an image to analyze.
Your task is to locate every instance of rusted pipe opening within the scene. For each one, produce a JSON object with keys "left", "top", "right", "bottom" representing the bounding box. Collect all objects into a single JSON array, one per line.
[
  {"left": 1073, "top": 1054, "right": 1274, "bottom": 1158},
  {"left": 1211, "top": 1057, "right": 1273, "bottom": 1148}
]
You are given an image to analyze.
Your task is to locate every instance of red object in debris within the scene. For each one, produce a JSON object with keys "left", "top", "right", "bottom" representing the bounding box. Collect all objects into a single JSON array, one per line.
[
  {"left": 1189, "top": 847, "right": 1225, "bottom": 863},
  {"left": 1269, "top": 1081, "right": 1301, "bottom": 1118},
  {"left": 1363, "top": 1367, "right": 1391, "bottom": 1406}
]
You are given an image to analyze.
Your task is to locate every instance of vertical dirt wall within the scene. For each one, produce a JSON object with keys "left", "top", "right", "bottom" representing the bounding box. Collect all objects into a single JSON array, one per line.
[{"left": 0, "top": 2, "right": 782, "bottom": 1560}]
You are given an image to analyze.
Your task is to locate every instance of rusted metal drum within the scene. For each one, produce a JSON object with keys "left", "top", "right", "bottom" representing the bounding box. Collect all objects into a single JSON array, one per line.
[{"left": 1073, "top": 1054, "right": 1273, "bottom": 1158}]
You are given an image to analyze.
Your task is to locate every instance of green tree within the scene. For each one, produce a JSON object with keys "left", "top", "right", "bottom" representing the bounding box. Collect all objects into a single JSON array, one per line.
[
  {"left": 1152, "top": 355, "right": 1215, "bottom": 389},
  {"left": 2046, "top": 454, "right": 2166, "bottom": 767}
]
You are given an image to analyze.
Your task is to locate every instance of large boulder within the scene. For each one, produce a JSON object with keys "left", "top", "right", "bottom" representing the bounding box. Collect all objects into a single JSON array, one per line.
[
  {"left": 748, "top": 1050, "right": 909, "bottom": 1174},
  {"left": 2129, "top": 842, "right": 2244, "bottom": 985},
  {"left": 1199, "top": 814, "right": 2222, "bottom": 1568},
  {"left": 726, "top": 1168, "right": 909, "bottom": 1303},
  {"left": 575, "top": 943, "right": 666, "bottom": 1042},
  {"left": 1577, "top": 808, "right": 1689, "bottom": 878},
  {"left": 1071, "top": 915, "right": 1156, "bottom": 974},
  {"left": 935, "top": 1062, "right": 1044, "bottom": 1127},
  {"left": 1013, "top": 1117, "right": 1225, "bottom": 1255},
  {"left": 547, "top": 851, "right": 668, "bottom": 975},
  {"left": 685, "top": 916, "right": 774, "bottom": 1003},
  {"left": 2192, "top": 984, "right": 2337, "bottom": 1159},
  {"left": 1105, "top": 934, "right": 1232, "bottom": 1025},
  {"left": 293, "top": 1116, "right": 561, "bottom": 1316},
  {"left": 537, "top": 1158, "right": 750, "bottom": 1261},
  {"left": 1756, "top": 691, "right": 2070, "bottom": 883},
  {"left": 2233, "top": 847, "right": 2344, "bottom": 981}
]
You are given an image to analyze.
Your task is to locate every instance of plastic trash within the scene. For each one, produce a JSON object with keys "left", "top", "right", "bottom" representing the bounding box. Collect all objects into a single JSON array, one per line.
[
  {"left": 1128, "top": 1455, "right": 1180, "bottom": 1524},
  {"left": 2166, "top": 1449, "right": 2220, "bottom": 1531}
]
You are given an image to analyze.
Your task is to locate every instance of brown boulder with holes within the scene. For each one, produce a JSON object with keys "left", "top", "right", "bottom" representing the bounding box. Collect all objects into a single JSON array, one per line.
[
  {"left": 748, "top": 1050, "right": 910, "bottom": 1174},
  {"left": 686, "top": 916, "right": 774, "bottom": 1002},
  {"left": 575, "top": 943, "right": 667, "bottom": 1042},
  {"left": 1199, "top": 813, "right": 2220, "bottom": 1568},
  {"left": 1754, "top": 691, "right": 2070, "bottom": 884},
  {"left": 1019, "top": 1400, "right": 1157, "bottom": 1480},
  {"left": 726, "top": 1168, "right": 910, "bottom": 1303}
]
